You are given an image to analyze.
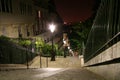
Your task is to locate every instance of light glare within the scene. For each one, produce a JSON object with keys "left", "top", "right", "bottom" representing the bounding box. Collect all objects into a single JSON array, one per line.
[{"left": 49, "top": 24, "right": 56, "bottom": 33}]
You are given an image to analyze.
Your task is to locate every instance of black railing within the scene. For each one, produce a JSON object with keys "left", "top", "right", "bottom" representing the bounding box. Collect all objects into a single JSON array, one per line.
[
  {"left": 85, "top": 32, "right": 120, "bottom": 62},
  {"left": 0, "top": 38, "right": 37, "bottom": 64},
  {"left": 84, "top": 0, "right": 120, "bottom": 62}
]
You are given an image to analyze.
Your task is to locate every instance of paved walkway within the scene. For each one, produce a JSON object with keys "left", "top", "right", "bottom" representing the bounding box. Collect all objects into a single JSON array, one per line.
[
  {"left": 0, "top": 68, "right": 105, "bottom": 80},
  {"left": 30, "top": 56, "right": 82, "bottom": 68},
  {"left": 0, "top": 56, "right": 82, "bottom": 71},
  {"left": 0, "top": 56, "right": 105, "bottom": 80}
]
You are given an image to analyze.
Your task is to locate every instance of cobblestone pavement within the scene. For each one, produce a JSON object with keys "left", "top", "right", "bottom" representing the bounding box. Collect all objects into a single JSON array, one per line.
[{"left": 0, "top": 68, "right": 105, "bottom": 80}]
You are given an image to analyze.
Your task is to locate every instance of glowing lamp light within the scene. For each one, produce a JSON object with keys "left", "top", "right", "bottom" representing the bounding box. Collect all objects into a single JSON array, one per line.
[
  {"left": 63, "top": 40, "right": 66, "bottom": 44},
  {"left": 68, "top": 46, "right": 70, "bottom": 49},
  {"left": 49, "top": 24, "right": 56, "bottom": 33}
]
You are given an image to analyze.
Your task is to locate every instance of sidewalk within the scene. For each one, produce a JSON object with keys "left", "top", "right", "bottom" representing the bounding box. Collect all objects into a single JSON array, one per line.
[
  {"left": 0, "top": 68, "right": 105, "bottom": 80},
  {"left": 0, "top": 56, "right": 105, "bottom": 80},
  {"left": 30, "top": 56, "right": 82, "bottom": 68},
  {"left": 0, "top": 56, "right": 82, "bottom": 70}
]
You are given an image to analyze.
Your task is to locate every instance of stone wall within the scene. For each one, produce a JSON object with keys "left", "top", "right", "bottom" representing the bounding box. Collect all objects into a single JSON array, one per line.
[
  {"left": 85, "top": 41, "right": 120, "bottom": 80},
  {"left": 85, "top": 41, "right": 120, "bottom": 66}
]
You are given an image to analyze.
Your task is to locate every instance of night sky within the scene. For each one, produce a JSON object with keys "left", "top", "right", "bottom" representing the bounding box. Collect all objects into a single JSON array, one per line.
[{"left": 54, "top": 0, "right": 95, "bottom": 23}]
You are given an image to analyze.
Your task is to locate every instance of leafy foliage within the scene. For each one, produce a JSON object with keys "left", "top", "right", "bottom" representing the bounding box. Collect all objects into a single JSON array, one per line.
[
  {"left": 41, "top": 44, "right": 52, "bottom": 57},
  {"left": 19, "top": 39, "right": 31, "bottom": 47},
  {"left": 69, "top": 18, "right": 93, "bottom": 51},
  {"left": 0, "top": 36, "right": 36, "bottom": 64},
  {"left": 0, "top": 35, "right": 10, "bottom": 41}
]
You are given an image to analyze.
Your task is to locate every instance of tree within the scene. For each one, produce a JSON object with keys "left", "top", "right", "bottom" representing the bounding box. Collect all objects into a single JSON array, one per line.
[{"left": 69, "top": 18, "right": 93, "bottom": 53}]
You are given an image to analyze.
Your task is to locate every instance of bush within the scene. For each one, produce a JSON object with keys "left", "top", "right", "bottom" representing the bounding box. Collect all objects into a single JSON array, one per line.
[
  {"left": 56, "top": 50, "right": 64, "bottom": 56},
  {"left": 0, "top": 35, "right": 10, "bottom": 42},
  {"left": 41, "top": 44, "right": 52, "bottom": 57},
  {"left": 19, "top": 39, "right": 31, "bottom": 47}
]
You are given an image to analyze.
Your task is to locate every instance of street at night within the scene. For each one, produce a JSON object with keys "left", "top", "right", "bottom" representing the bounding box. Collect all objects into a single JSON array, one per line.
[{"left": 0, "top": 0, "right": 120, "bottom": 80}]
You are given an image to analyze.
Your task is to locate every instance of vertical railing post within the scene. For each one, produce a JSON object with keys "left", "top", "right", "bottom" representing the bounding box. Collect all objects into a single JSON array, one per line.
[{"left": 26, "top": 47, "right": 29, "bottom": 69}]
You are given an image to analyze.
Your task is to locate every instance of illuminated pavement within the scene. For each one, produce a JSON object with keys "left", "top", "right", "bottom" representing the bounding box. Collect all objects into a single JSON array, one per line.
[
  {"left": 30, "top": 56, "right": 82, "bottom": 68},
  {"left": 0, "top": 68, "right": 105, "bottom": 80}
]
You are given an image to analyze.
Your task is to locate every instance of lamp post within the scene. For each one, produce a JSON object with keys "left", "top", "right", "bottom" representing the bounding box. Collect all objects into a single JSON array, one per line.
[
  {"left": 49, "top": 23, "right": 56, "bottom": 61},
  {"left": 39, "top": 46, "right": 42, "bottom": 68}
]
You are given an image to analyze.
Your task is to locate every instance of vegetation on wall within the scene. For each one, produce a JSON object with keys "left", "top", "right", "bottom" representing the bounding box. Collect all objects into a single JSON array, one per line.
[
  {"left": 0, "top": 35, "right": 64, "bottom": 64},
  {"left": 0, "top": 36, "right": 36, "bottom": 64}
]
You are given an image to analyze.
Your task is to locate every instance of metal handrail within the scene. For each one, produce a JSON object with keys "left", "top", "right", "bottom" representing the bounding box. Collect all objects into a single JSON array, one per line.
[{"left": 86, "top": 32, "right": 120, "bottom": 62}]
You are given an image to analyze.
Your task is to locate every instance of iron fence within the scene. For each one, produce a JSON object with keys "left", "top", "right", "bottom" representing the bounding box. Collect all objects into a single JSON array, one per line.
[
  {"left": 84, "top": 0, "right": 120, "bottom": 62},
  {"left": 0, "top": 38, "right": 37, "bottom": 64}
]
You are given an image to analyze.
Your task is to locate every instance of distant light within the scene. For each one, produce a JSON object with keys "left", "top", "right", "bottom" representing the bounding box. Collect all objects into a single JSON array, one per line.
[
  {"left": 63, "top": 40, "right": 66, "bottom": 44},
  {"left": 68, "top": 46, "right": 70, "bottom": 49},
  {"left": 64, "top": 22, "right": 67, "bottom": 24},
  {"left": 38, "top": 10, "right": 41, "bottom": 18},
  {"left": 69, "top": 49, "right": 72, "bottom": 52}
]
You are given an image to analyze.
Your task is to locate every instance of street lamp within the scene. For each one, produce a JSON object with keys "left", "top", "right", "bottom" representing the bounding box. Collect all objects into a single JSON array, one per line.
[{"left": 49, "top": 23, "right": 56, "bottom": 61}]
